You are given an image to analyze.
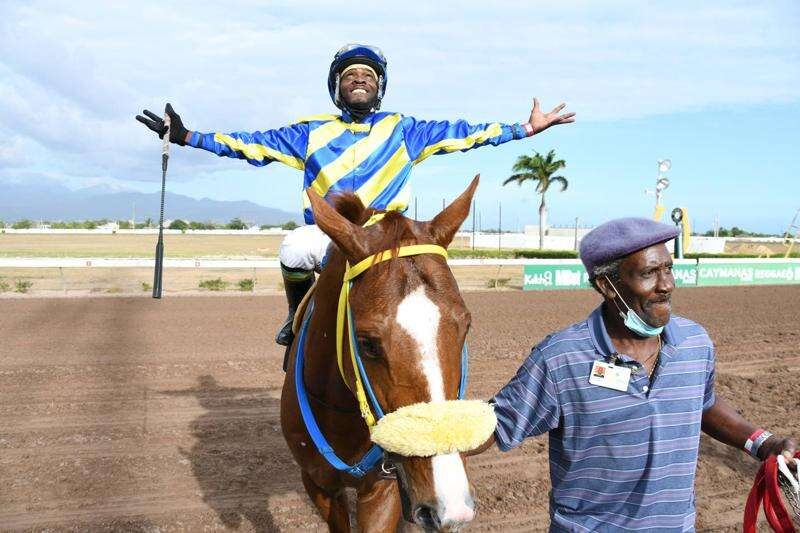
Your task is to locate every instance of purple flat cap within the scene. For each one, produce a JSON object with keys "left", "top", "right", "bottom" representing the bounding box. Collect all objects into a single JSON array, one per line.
[{"left": 580, "top": 217, "right": 679, "bottom": 276}]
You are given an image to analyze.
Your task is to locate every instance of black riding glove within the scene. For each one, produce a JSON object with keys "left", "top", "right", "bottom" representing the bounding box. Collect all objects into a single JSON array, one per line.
[{"left": 135, "top": 103, "right": 189, "bottom": 146}]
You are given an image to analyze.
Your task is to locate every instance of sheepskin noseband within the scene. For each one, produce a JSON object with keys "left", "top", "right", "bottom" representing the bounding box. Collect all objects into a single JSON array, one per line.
[{"left": 369, "top": 400, "right": 496, "bottom": 457}]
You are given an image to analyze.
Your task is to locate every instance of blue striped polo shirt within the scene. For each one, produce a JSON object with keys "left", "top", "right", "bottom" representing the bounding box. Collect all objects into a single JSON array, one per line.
[{"left": 492, "top": 305, "right": 716, "bottom": 532}]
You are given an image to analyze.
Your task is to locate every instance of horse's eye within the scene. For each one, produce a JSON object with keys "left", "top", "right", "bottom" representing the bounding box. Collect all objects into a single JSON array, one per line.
[{"left": 357, "top": 336, "right": 383, "bottom": 359}]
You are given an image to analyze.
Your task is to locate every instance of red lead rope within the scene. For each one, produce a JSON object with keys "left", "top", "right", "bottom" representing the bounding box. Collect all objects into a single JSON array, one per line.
[{"left": 744, "top": 452, "right": 800, "bottom": 533}]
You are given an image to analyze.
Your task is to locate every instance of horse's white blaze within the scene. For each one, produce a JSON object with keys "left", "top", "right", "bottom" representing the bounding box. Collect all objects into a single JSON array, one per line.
[
  {"left": 397, "top": 288, "right": 473, "bottom": 523},
  {"left": 396, "top": 286, "right": 444, "bottom": 402},
  {"left": 433, "top": 453, "right": 475, "bottom": 523}
]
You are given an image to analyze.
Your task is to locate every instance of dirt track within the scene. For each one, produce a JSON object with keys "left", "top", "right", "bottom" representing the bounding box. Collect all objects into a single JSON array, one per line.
[{"left": 1, "top": 286, "right": 798, "bottom": 532}]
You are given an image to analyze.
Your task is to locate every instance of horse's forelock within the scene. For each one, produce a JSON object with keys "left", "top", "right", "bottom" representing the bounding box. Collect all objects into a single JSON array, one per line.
[{"left": 329, "top": 195, "right": 418, "bottom": 252}]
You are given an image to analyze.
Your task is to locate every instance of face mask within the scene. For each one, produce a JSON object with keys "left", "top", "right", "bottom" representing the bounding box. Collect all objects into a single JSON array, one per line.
[{"left": 604, "top": 277, "right": 664, "bottom": 337}]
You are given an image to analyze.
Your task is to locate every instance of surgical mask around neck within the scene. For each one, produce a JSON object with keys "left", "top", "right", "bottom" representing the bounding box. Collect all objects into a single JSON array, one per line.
[{"left": 605, "top": 277, "right": 664, "bottom": 338}]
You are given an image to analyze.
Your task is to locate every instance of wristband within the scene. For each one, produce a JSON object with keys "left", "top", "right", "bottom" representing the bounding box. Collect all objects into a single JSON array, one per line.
[
  {"left": 745, "top": 429, "right": 773, "bottom": 459},
  {"left": 522, "top": 122, "right": 535, "bottom": 137}
]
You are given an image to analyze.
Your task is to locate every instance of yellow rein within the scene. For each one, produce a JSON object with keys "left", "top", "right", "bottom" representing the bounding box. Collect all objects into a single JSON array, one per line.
[{"left": 335, "top": 244, "right": 448, "bottom": 426}]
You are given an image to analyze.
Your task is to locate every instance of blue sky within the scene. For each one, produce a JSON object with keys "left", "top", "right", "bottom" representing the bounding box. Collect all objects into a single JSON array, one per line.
[{"left": 0, "top": 1, "right": 798, "bottom": 233}]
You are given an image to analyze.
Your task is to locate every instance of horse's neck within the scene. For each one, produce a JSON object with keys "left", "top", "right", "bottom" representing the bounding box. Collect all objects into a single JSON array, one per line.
[{"left": 303, "top": 253, "right": 356, "bottom": 404}]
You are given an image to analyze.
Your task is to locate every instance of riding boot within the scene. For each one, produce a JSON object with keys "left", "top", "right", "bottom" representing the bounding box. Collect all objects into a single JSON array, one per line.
[{"left": 275, "top": 264, "right": 314, "bottom": 346}]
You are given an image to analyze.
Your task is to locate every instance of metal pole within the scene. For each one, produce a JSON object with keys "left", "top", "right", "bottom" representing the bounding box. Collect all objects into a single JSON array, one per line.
[
  {"left": 498, "top": 201, "right": 502, "bottom": 251},
  {"left": 573, "top": 216, "right": 580, "bottom": 251},
  {"left": 471, "top": 200, "right": 476, "bottom": 250},
  {"left": 414, "top": 196, "right": 418, "bottom": 220}
]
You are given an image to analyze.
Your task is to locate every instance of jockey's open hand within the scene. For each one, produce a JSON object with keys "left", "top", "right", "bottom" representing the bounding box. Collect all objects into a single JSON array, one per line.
[
  {"left": 136, "top": 103, "right": 190, "bottom": 146},
  {"left": 527, "top": 98, "right": 575, "bottom": 135}
]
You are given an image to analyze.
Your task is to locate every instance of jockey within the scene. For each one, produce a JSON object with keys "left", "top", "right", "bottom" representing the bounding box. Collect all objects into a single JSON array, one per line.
[{"left": 136, "top": 43, "right": 575, "bottom": 347}]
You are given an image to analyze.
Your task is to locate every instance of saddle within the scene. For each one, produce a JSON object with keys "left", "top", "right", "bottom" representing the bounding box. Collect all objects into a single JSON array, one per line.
[
  {"left": 292, "top": 280, "right": 317, "bottom": 336},
  {"left": 282, "top": 280, "right": 317, "bottom": 372}
]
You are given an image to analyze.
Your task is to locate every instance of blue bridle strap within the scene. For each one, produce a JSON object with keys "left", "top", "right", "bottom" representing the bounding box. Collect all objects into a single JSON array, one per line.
[
  {"left": 295, "top": 293, "right": 471, "bottom": 478},
  {"left": 458, "top": 341, "right": 469, "bottom": 398},
  {"left": 294, "top": 300, "right": 383, "bottom": 478}
]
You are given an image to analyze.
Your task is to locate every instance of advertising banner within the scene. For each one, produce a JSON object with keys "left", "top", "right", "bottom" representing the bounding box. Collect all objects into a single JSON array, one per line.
[
  {"left": 672, "top": 260, "right": 698, "bottom": 286},
  {"left": 523, "top": 262, "right": 589, "bottom": 290},
  {"left": 697, "top": 259, "right": 800, "bottom": 286},
  {"left": 523, "top": 259, "right": 699, "bottom": 290}
]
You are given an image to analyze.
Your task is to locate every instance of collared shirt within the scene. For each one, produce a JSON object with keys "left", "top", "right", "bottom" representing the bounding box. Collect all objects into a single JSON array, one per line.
[
  {"left": 188, "top": 111, "right": 527, "bottom": 223},
  {"left": 492, "top": 305, "right": 716, "bottom": 532}
]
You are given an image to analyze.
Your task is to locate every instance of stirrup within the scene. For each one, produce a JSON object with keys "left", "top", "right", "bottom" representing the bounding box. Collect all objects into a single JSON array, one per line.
[{"left": 275, "top": 316, "right": 295, "bottom": 346}]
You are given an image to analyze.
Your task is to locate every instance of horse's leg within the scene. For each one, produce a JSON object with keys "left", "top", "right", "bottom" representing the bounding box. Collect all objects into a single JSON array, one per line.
[
  {"left": 301, "top": 471, "right": 350, "bottom": 532},
  {"left": 356, "top": 478, "right": 402, "bottom": 533}
]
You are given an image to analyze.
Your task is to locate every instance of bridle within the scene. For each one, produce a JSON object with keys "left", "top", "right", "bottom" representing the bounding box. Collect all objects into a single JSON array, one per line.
[
  {"left": 294, "top": 244, "right": 469, "bottom": 478},
  {"left": 335, "top": 244, "right": 468, "bottom": 426}
]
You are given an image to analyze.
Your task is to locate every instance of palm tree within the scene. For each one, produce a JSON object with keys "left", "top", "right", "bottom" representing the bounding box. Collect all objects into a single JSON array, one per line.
[{"left": 503, "top": 149, "right": 568, "bottom": 249}]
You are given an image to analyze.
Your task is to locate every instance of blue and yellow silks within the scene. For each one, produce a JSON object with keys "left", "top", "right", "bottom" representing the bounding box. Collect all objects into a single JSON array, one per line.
[{"left": 188, "top": 112, "right": 528, "bottom": 224}]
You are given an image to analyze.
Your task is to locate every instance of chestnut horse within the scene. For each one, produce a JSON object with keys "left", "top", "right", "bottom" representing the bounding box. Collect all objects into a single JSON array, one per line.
[{"left": 280, "top": 177, "right": 481, "bottom": 532}]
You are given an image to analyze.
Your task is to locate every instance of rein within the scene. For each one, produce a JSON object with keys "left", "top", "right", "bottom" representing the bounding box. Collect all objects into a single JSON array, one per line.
[
  {"left": 336, "top": 244, "right": 466, "bottom": 426},
  {"left": 294, "top": 244, "right": 470, "bottom": 478}
]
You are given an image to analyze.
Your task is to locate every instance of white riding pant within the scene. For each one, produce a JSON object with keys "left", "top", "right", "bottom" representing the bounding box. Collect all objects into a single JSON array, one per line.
[{"left": 278, "top": 225, "right": 332, "bottom": 272}]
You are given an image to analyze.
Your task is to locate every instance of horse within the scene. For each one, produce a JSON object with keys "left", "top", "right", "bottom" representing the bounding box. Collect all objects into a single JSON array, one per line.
[{"left": 280, "top": 176, "right": 493, "bottom": 532}]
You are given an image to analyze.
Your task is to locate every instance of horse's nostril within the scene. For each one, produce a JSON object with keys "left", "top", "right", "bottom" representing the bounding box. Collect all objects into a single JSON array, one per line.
[{"left": 413, "top": 504, "right": 441, "bottom": 530}]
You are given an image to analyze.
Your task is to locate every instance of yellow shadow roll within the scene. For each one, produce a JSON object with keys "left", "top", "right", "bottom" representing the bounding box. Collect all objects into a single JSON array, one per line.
[{"left": 370, "top": 400, "right": 497, "bottom": 457}]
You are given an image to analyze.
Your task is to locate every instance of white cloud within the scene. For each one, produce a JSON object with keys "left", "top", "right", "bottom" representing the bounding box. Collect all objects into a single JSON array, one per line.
[
  {"left": 0, "top": 137, "right": 32, "bottom": 168},
  {"left": 0, "top": 0, "right": 797, "bottom": 231}
]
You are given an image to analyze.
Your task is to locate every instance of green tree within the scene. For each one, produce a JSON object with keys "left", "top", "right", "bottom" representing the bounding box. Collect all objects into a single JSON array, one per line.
[
  {"left": 189, "top": 221, "right": 211, "bottom": 230},
  {"left": 227, "top": 217, "right": 246, "bottom": 230},
  {"left": 12, "top": 219, "right": 34, "bottom": 229},
  {"left": 281, "top": 220, "right": 298, "bottom": 230},
  {"left": 169, "top": 219, "right": 189, "bottom": 231},
  {"left": 503, "top": 149, "right": 568, "bottom": 249}
]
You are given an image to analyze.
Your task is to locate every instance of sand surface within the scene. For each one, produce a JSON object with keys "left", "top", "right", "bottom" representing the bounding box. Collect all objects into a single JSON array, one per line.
[{"left": 1, "top": 286, "right": 798, "bottom": 531}]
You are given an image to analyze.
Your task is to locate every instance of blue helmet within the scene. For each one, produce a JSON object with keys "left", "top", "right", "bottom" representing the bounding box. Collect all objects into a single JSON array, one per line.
[{"left": 328, "top": 43, "right": 388, "bottom": 111}]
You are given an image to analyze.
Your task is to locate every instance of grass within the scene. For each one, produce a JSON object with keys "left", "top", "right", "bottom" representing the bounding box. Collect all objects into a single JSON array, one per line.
[
  {"left": 0, "top": 265, "right": 521, "bottom": 295},
  {"left": 15, "top": 280, "right": 33, "bottom": 293},
  {"left": 198, "top": 278, "right": 228, "bottom": 291},
  {"left": 3, "top": 233, "right": 797, "bottom": 260},
  {"left": 0, "top": 233, "right": 285, "bottom": 258},
  {"left": 487, "top": 277, "right": 511, "bottom": 288},
  {"left": 237, "top": 278, "right": 255, "bottom": 291},
  {"left": 448, "top": 248, "right": 579, "bottom": 259}
]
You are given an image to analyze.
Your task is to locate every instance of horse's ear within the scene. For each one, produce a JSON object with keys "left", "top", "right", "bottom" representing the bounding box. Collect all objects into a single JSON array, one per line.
[
  {"left": 305, "top": 188, "right": 368, "bottom": 259},
  {"left": 428, "top": 174, "right": 479, "bottom": 248}
]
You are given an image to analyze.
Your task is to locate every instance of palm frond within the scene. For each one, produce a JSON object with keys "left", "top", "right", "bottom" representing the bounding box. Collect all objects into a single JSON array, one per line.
[
  {"left": 502, "top": 173, "right": 535, "bottom": 186},
  {"left": 503, "top": 149, "right": 569, "bottom": 196},
  {"left": 551, "top": 176, "right": 569, "bottom": 191}
]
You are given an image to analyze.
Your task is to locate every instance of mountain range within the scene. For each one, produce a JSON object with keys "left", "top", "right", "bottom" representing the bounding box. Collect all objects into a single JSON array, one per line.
[{"left": 0, "top": 181, "right": 301, "bottom": 225}]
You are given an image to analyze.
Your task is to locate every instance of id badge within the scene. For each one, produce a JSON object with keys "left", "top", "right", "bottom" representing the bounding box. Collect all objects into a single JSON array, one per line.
[{"left": 589, "top": 360, "right": 631, "bottom": 392}]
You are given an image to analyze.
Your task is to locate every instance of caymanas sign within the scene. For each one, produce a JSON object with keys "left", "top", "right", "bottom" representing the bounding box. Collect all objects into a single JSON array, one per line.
[
  {"left": 696, "top": 259, "right": 800, "bottom": 286},
  {"left": 521, "top": 259, "right": 800, "bottom": 290}
]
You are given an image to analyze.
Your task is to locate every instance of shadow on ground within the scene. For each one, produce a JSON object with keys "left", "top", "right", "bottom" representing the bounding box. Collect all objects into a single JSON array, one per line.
[{"left": 164, "top": 375, "right": 300, "bottom": 532}]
